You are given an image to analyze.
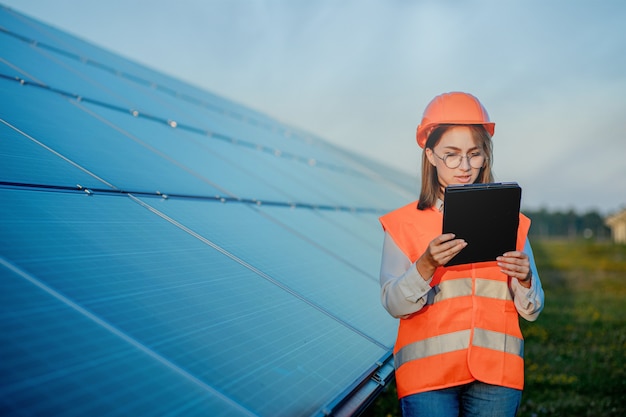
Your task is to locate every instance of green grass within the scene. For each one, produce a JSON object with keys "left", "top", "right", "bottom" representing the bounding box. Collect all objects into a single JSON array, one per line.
[{"left": 364, "top": 239, "right": 626, "bottom": 417}]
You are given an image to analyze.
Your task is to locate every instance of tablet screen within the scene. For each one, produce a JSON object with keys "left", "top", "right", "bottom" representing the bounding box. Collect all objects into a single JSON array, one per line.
[{"left": 442, "top": 182, "right": 521, "bottom": 266}]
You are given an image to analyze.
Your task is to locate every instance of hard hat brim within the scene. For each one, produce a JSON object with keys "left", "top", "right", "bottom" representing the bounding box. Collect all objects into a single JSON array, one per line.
[{"left": 416, "top": 122, "right": 495, "bottom": 148}]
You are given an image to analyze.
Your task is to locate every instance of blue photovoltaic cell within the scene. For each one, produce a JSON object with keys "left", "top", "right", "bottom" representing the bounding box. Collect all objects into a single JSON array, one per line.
[
  {"left": 0, "top": 4, "right": 413, "bottom": 416},
  {"left": 0, "top": 120, "right": 106, "bottom": 189}
]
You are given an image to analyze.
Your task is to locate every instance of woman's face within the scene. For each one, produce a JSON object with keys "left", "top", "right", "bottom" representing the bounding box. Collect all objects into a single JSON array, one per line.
[{"left": 425, "top": 125, "right": 484, "bottom": 190}]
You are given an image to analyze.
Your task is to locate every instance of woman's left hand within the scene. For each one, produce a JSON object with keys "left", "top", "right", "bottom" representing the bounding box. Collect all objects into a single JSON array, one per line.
[{"left": 497, "top": 251, "right": 532, "bottom": 287}]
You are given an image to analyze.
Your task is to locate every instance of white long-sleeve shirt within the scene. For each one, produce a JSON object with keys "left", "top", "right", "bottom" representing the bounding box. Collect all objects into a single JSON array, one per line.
[{"left": 380, "top": 231, "right": 545, "bottom": 320}]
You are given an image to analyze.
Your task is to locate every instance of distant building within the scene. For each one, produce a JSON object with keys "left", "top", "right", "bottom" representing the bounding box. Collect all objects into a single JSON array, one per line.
[{"left": 605, "top": 208, "right": 626, "bottom": 244}]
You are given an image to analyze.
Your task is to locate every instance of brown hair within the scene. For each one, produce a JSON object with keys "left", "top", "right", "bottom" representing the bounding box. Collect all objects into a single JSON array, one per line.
[{"left": 417, "top": 124, "right": 494, "bottom": 210}]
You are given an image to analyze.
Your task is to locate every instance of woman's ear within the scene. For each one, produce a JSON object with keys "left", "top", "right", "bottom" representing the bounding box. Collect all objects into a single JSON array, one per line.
[{"left": 425, "top": 148, "right": 437, "bottom": 167}]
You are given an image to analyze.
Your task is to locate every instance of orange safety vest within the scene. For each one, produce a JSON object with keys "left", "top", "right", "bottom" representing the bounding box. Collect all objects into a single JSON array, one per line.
[{"left": 379, "top": 201, "right": 531, "bottom": 398}]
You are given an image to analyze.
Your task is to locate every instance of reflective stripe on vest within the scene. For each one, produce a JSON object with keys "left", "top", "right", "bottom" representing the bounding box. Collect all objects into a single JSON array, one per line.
[
  {"left": 395, "top": 328, "right": 523, "bottom": 370},
  {"left": 395, "top": 330, "right": 470, "bottom": 369},
  {"left": 425, "top": 278, "right": 513, "bottom": 306},
  {"left": 473, "top": 328, "right": 524, "bottom": 357}
]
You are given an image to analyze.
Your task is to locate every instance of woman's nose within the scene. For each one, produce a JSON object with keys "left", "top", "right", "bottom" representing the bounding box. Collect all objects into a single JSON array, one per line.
[{"left": 459, "top": 156, "right": 472, "bottom": 170}]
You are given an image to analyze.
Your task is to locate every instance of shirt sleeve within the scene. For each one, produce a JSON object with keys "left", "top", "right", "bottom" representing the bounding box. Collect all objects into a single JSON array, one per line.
[
  {"left": 510, "top": 238, "right": 545, "bottom": 321},
  {"left": 379, "top": 231, "right": 433, "bottom": 319}
]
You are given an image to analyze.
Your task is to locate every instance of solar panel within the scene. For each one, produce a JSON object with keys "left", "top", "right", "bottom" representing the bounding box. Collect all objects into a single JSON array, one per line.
[{"left": 0, "top": 5, "right": 412, "bottom": 416}]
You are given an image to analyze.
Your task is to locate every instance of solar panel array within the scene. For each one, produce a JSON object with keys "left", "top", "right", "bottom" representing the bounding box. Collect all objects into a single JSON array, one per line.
[{"left": 0, "top": 5, "right": 415, "bottom": 416}]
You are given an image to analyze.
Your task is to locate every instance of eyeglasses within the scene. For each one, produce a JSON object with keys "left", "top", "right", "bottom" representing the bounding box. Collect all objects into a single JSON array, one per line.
[{"left": 432, "top": 151, "right": 486, "bottom": 169}]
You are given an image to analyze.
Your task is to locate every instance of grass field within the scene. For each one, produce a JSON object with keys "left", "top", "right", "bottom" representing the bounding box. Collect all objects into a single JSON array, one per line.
[{"left": 364, "top": 239, "right": 626, "bottom": 417}]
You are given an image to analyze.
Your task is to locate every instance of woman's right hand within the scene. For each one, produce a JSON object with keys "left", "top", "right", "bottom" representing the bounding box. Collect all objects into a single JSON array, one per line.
[{"left": 416, "top": 233, "right": 467, "bottom": 279}]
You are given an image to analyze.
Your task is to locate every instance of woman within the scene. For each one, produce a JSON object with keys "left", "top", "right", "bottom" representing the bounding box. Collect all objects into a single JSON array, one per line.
[{"left": 379, "top": 92, "right": 544, "bottom": 416}]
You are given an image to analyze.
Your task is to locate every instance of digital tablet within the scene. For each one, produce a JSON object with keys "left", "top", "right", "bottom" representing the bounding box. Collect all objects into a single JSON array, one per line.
[{"left": 442, "top": 182, "right": 521, "bottom": 266}]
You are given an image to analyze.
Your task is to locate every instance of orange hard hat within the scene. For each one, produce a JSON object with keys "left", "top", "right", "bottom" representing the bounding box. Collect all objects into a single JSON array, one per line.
[{"left": 416, "top": 92, "right": 495, "bottom": 148}]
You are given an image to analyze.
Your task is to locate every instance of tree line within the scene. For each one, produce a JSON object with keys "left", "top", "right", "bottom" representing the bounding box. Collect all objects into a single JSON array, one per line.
[{"left": 523, "top": 208, "right": 611, "bottom": 240}]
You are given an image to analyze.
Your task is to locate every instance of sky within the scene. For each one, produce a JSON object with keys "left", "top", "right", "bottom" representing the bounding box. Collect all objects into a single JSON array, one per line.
[{"left": 2, "top": 0, "right": 626, "bottom": 214}]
